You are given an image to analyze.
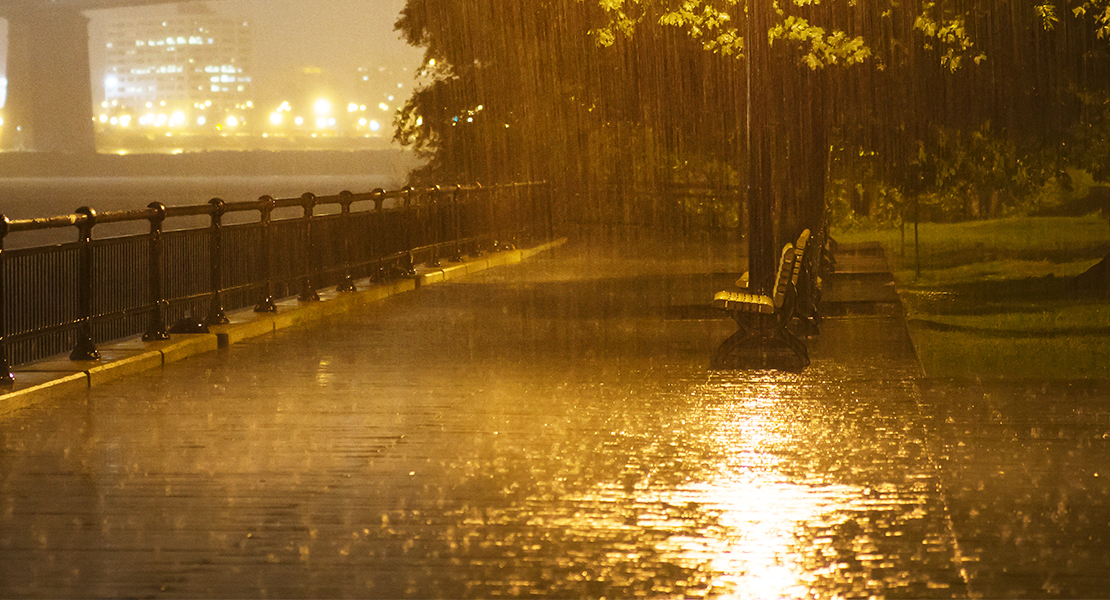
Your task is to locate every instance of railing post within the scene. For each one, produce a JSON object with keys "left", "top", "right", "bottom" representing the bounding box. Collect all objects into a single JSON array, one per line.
[
  {"left": 546, "top": 182, "right": 555, "bottom": 241},
  {"left": 142, "top": 202, "right": 170, "bottom": 342},
  {"left": 371, "top": 188, "right": 386, "bottom": 281},
  {"left": 206, "top": 198, "right": 229, "bottom": 325},
  {"left": 451, "top": 184, "right": 464, "bottom": 262},
  {"left": 470, "top": 182, "right": 484, "bottom": 257},
  {"left": 254, "top": 195, "right": 277, "bottom": 313},
  {"left": 298, "top": 192, "right": 320, "bottom": 302},
  {"left": 0, "top": 215, "right": 13, "bottom": 384},
  {"left": 399, "top": 186, "right": 416, "bottom": 276},
  {"left": 337, "top": 190, "right": 356, "bottom": 292},
  {"left": 70, "top": 207, "right": 100, "bottom": 361},
  {"left": 429, "top": 185, "right": 442, "bottom": 268}
]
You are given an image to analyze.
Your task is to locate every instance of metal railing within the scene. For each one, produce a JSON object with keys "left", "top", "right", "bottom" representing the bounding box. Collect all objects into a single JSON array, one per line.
[{"left": 0, "top": 181, "right": 554, "bottom": 382}]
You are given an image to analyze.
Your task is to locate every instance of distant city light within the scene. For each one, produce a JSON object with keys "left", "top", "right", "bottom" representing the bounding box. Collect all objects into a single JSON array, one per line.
[{"left": 94, "top": 9, "right": 412, "bottom": 147}]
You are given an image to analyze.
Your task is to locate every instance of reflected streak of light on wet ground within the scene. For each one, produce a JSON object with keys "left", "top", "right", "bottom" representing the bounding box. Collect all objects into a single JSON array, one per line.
[{"left": 5, "top": 244, "right": 1103, "bottom": 598}]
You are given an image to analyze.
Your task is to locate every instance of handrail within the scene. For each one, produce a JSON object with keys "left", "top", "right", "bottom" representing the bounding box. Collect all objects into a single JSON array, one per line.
[{"left": 0, "top": 180, "right": 553, "bottom": 383}]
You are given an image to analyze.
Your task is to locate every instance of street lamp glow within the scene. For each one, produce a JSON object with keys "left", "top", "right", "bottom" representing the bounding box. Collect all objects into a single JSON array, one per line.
[
  {"left": 119, "top": 114, "right": 132, "bottom": 127},
  {"left": 313, "top": 98, "right": 332, "bottom": 116},
  {"left": 348, "top": 103, "right": 359, "bottom": 113},
  {"left": 294, "top": 116, "right": 305, "bottom": 126},
  {"left": 226, "top": 116, "right": 240, "bottom": 128},
  {"left": 315, "top": 116, "right": 329, "bottom": 130},
  {"left": 270, "top": 112, "right": 283, "bottom": 126}
]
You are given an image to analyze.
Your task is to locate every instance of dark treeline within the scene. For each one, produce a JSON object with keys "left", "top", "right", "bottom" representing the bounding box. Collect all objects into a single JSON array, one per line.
[{"left": 393, "top": 0, "right": 1110, "bottom": 291}]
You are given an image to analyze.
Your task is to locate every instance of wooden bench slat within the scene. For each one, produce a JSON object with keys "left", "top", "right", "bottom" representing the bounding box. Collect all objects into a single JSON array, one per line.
[{"left": 713, "top": 229, "right": 810, "bottom": 317}]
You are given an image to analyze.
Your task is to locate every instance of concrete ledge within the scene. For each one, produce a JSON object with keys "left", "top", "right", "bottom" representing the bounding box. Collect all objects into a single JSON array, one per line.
[
  {"left": 0, "top": 372, "right": 88, "bottom": 417},
  {"left": 210, "top": 316, "right": 276, "bottom": 348},
  {"left": 0, "top": 237, "right": 567, "bottom": 418},
  {"left": 109, "top": 334, "right": 220, "bottom": 365},
  {"left": 16, "top": 349, "right": 164, "bottom": 388}
]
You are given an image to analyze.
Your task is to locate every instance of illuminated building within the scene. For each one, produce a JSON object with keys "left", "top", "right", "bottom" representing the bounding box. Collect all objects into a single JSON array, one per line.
[{"left": 102, "top": 8, "right": 252, "bottom": 117}]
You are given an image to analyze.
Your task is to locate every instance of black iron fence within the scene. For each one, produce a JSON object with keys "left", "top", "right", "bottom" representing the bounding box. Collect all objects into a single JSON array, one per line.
[{"left": 0, "top": 181, "right": 554, "bottom": 380}]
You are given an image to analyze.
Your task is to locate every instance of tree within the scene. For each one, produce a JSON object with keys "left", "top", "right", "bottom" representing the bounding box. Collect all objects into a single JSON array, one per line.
[
  {"left": 396, "top": 0, "right": 1110, "bottom": 292},
  {"left": 583, "top": 0, "right": 1110, "bottom": 289}
]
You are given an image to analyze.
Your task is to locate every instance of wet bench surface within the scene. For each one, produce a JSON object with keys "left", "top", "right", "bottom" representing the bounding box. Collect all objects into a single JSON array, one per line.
[{"left": 1, "top": 242, "right": 1108, "bottom": 598}]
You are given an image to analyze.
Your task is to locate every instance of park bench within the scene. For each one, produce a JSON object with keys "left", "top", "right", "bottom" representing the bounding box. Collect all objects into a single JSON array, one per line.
[
  {"left": 711, "top": 229, "right": 810, "bottom": 370},
  {"left": 793, "top": 224, "right": 831, "bottom": 336}
]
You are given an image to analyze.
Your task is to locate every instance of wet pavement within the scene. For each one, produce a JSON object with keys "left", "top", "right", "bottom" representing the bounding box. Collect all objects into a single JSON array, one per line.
[{"left": 1, "top": 240, "right": 1109, "bottom": 598}]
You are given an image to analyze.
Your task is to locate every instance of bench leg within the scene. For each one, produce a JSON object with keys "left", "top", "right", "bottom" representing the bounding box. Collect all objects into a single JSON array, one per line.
[{"left": 712, "top": 313, "right": 809, "bottom": 372}]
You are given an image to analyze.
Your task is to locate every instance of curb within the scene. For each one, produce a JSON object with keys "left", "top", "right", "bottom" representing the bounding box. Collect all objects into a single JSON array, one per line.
[{"left": 0, "top": 238, "right": 568, "bottom": 417}]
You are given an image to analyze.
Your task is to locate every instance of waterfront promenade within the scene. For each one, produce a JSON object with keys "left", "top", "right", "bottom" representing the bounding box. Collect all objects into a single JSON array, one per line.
[{"left": 1, "top": 239, "right": 1108, "bottom": 598}]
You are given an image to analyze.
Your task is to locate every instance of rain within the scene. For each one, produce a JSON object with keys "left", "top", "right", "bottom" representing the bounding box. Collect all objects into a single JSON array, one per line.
[{"left": 1, "top": 0, "right": 1109, "bottom": 597}]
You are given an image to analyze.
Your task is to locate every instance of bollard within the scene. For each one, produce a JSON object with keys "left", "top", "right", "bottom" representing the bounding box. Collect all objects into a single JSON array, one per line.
[
  {"left": 70, "top": 207, "right": 100, "bottom": 361},
  {"left": 298, "top": 192, "right": 320, "bottom": 302},
  {"left": 0, "top": 215, "right": 13, "bottom": 384},
  {"left": 142, "top": 202, "right": 170, "bottom": 342},
  {"left": 254, "top": 195, "right": 277, "bottom": 313},
  {"left": 205, "top": 198, "right": 230, "bottom": 325},
  {"left": 337, "top": 191, "right": 357, "bottom": 292}
]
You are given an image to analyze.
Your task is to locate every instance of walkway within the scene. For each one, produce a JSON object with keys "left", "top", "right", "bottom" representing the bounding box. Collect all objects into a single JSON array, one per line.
[{"left": 1, "top": 239, "right": 1107, "bottom": 598}]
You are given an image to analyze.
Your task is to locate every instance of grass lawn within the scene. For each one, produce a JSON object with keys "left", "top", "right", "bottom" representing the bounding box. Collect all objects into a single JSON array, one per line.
[{"left": 834, "top": 215, "right": 1110, "bottom": 380}]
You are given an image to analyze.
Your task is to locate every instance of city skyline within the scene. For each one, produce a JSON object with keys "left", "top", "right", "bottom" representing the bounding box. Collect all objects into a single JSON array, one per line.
[{"left": 0, "top": 0, "right": 424, "bottom": 108}]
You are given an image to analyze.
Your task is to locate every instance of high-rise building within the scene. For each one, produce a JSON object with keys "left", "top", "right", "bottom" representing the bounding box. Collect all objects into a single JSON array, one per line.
[{"left": 102, "top": 7, "right": 252, "bottom": 115}]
